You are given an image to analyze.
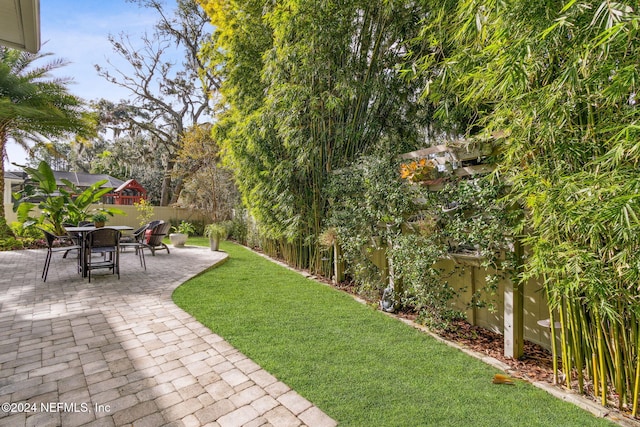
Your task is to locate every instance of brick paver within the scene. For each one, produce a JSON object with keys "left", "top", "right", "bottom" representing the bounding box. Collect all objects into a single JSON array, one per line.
[{"left": 0, "top": 245, "right": 336, "bottom": 427}]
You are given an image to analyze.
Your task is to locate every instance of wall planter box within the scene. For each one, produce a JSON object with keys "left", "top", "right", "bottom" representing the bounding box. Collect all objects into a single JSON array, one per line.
[{"left": 447, "top": 251, "right": 485, "bottom": 267}]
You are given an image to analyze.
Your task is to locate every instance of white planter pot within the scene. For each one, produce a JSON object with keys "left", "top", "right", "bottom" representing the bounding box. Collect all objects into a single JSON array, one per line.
[{"left": 169, "top": 233, "right": 188, "bottom": 247}]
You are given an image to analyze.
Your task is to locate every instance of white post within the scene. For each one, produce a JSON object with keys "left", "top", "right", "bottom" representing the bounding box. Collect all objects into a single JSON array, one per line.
[{"left": 504, "top": 243, "right": 524, "bottom": 359}]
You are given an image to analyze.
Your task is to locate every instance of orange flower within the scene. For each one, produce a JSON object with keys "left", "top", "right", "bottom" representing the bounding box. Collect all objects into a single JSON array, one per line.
[{"left": 400, "top": 159, "right": 437, "bottom": 182}]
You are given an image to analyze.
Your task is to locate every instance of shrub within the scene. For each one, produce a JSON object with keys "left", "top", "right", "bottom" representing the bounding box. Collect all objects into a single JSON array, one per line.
[
  {"left": 391, "top": 233, "right": 458, "bottom": 329},
  {"left": 204, "top": 222, "right": 231, "bottom": 240},
  {"left": 172, "top": 221, "right": 196, "bottom": 236},
  {"left": 10, "top": 222, "right": 42, "bottom": 239},
  {"left": 134, "top": 198, "right": 154, "bottom": 227},
  {"left": 0, "top": 237, "right": 24, "bottom": 251},
  {"left": 169, "top": 219, "right": 205, "bottom": 236}
]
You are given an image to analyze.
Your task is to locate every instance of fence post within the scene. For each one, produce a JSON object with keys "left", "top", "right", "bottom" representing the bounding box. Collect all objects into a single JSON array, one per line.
[
  {"left": 504, "top": 242, "right": 524, "bottom": 359},
  {"left": 333, "top": 242, "right": 345, "bottom": 284}
]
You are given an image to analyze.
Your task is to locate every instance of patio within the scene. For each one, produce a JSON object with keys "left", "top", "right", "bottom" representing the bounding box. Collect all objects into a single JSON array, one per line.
[{"left": 0, "top": 246, "right": 336, "bottom": 426}]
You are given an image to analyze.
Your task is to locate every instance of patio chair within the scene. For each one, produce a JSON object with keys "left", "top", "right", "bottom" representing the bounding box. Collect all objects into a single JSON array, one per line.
[
  {"left": 40, "top": 228, "right": 82, "bottom": 282},
  {"left": 120, "top": 224, "right": 147, "bottom": 245},
  {"left": 147, "top": 220, "right": 162, "bottom": 230},
  {"left": 85, "top": 228, "right": 121, "bottom": 282},
  {"left": 119, "top": 224, "right": 147, "bottom": 270},
  {"left": 62, "top": 223, "right": 81, "bottom": 259},
  {"left": 142, "top": 221, "right": 171, "bottom": 256}
]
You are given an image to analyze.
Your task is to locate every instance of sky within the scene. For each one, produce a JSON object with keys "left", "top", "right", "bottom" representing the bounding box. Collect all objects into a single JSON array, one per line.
[{"left": 5, "top": 0, "right": 162, "bottom": 169}]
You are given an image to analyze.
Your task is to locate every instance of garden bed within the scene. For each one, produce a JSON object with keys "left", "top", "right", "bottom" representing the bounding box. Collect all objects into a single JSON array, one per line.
[{"left": 437, "top": 319, "right": 556, "bottom": 383}]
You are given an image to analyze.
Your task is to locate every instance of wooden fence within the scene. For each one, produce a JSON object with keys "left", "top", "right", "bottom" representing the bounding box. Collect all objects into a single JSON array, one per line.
[
  {"left": 4, "top": 203, "right": 209, "bottom": 229},
  {"left": 369, "top": 246, "right": 554, "bottom": 353}
]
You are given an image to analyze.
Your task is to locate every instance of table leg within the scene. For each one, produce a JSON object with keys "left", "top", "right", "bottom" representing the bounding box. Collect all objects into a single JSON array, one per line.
[{"left": 79, "top": 232, "right": 88, "bottom": 278}]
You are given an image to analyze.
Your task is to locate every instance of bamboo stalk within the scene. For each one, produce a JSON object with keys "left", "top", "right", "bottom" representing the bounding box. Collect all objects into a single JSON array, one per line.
[
  {"left": 595, "top": 308, "right": 607, "bottom": 407},
  {"left": 612, "top": 320, "right": 624, "bottom": 409},
  {"left": 633, "top": 325, "right": 640, "bottom": 416},
  {"left": 558, "top": 297, "right": 572, "bottom": 389},
  {"left": 548, "top": 306, "right": 560, "bottom": 384},
  {"left": 568, "top": 300, "right": 584, "bottom": 393},
  {"left": 593, "top": 353, "right": 599, "bottom": 397}
]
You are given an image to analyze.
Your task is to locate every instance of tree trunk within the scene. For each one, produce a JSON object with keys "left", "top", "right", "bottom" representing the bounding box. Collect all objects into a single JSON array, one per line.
[
  {"left": 159, "top": 160, "right": 174, "bottom": 206},
  {"left": 170, "top": 178, "right": 183, "bottom": 205}
]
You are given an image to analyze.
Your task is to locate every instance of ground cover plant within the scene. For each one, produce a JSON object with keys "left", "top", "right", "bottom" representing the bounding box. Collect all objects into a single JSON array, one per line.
[{"left": 173, "top": 241, "right": 615, "bottom": 426}]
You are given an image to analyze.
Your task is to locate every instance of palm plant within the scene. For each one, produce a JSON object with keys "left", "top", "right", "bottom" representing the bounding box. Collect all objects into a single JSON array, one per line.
[{"left": 0, "top": 47, "right": 90, "bottom": 237}]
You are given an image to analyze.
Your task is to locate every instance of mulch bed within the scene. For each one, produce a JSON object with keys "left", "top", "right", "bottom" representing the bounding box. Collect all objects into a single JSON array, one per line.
[{"left": 436, "top": 319, "right": 557, "bottom": 383}]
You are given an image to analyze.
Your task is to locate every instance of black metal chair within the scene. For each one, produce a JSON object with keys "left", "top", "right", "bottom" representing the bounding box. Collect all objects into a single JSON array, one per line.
[
  {"left": 119, "top": 224, "right": 148, "bottom": 270},
  {"left": 85, "top": 228, "right": 121, "bottom": 282},
  {"left": 62, "top": 223, "right": 81, "bottom": 259},
  {"left": 40, "top": 228, "right": 81, "bottom": 282}
]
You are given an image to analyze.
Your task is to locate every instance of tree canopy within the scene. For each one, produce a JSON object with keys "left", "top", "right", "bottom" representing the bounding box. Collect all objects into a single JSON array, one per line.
[{"left": 95, "top": 0, "right": 218, "bottom": 206}]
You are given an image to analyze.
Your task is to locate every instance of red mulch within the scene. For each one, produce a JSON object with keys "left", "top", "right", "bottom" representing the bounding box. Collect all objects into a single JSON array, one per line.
[{"left": 437, "top": 319, "right": 557, "bottom": 383}]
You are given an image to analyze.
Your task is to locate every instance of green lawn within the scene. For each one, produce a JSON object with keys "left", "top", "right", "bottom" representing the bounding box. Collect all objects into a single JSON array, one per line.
[{"left": 172, "top": 241, "right": 614, "bottom": 427}]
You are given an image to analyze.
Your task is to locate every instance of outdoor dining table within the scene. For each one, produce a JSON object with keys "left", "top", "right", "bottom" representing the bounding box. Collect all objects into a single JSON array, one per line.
[{"left": 64, "top": 225, "right": 134, "bottom": 277}]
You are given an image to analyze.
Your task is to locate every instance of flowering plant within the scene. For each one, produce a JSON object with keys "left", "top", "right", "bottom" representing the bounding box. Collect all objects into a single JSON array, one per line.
[{"left": 399, "top": 158, "right": 440, "bottom": 183}]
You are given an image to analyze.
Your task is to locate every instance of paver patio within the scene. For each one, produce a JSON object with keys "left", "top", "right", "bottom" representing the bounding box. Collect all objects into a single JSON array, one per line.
[{"left": 0, "top": 245, "right": 337, "bottom": 427}]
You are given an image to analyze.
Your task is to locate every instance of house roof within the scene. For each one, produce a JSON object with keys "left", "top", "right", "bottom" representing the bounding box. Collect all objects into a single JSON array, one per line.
[
  {"left": 0, "top": 0, "right": 40, "bottom": 53},
  {"left": 53, "top": 171, "right": 125, "bottom": 189},
  {"left": 4, "top": 170, "right": 138, "bottom": 193},
  {"left": 4, "top": 171, "right": 27, "bottom": 181},
  {"left": 114, "top": 179, "right": 146, "bottom": 194}
]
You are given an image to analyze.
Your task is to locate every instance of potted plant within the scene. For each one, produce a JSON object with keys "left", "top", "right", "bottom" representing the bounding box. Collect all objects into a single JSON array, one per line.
[
  {"left": 399, "top": 158, "right": 448, "bottom": 189},
  {"left": 92, "top": 212, "right": 109, "bottom": 228},
  {"left": 204, "top": 222, "right": 229, "bottom": 251},
  {"left": 169, "top": 221, "right": 195, "bottom": 247}
]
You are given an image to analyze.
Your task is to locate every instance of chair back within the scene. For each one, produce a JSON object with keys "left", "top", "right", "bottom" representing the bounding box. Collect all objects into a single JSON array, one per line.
[
  {"left": 148, "top": 220, "right": 163, "bottom": 229},
  {"left": 133, "top": 224, "right": 149, "bottom": 240},
  {"left": 87, "top": 228, "right": 121, "bottom": 250},
  {"left": 39, "top": 228, "right": 57, "bottom": 249},
  {"left": 147, "top": 222, "right": 171, "bottom": 246}
]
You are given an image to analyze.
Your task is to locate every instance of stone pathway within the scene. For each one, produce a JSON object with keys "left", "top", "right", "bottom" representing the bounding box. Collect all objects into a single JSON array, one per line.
[{"left": 0, "top": 245, "right": 337, "bottom": 427}]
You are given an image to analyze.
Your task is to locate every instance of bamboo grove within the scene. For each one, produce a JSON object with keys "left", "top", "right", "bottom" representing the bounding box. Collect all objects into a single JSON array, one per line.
[
  {"left": 199, "top": 0, "right": 429, "bottom": 273},
  {"left": 198, "top": 0, "right": 640, "bottom": 414}
]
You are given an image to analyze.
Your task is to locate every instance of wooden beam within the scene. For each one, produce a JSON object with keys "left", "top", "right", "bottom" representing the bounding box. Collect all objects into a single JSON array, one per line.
[
  {"left": 453, "top": 164, "right": 495, "bottom": 177},
  {"left": 400, "top": 145, "right": 449, "bottom": 159}
]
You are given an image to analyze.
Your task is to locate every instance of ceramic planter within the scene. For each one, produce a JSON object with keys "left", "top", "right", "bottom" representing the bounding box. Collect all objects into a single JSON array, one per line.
[
  {"left": 169, "top": 233, "right": 188, "bottom": 247},
  {"left": 209, "top": 237, "right": 220, "bottom": 251}
]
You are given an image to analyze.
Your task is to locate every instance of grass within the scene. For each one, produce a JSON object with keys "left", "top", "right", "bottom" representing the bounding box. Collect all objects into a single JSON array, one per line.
[{"left": 172, "top": 241, "right": 615, "bottom": 426}]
